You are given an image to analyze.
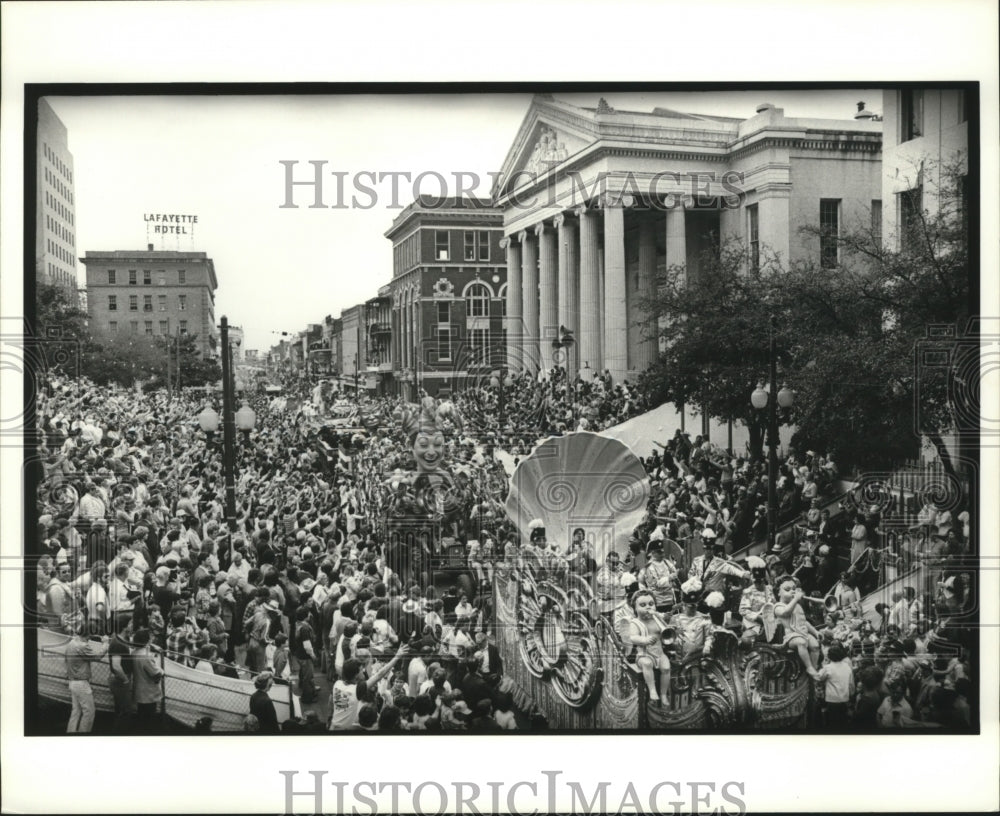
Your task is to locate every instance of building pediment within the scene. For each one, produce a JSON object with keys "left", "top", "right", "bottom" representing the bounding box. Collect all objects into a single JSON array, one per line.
[{"left": 494, "top": 96, "right": 599, "bottom": 201}]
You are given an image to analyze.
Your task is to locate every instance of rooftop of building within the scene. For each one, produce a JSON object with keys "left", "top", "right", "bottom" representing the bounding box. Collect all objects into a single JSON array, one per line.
[
  {"left": 81, "top": 248, "right": 212, "bottom": 261},
  {"left": 384, "top": 196, "right": 504, "bottom": 240}
]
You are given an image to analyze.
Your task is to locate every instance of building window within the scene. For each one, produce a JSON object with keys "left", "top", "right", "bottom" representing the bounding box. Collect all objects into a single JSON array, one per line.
[
  {"left": 465, "top": 282, "right": 490, "bottom": 317},
  {"left": 178, "top": 295, "right": 187, "bottom": 311},
  {"left": 900, "top": 89, "right": 923, "bottom": 141},
  {"left": 746, "top": 204, "right": 759, "bottom": 272},
  {"left": 130, "top": 321, "right": 138, "bottom": 334},
  {"left": 108, "top": 295, "right": 117, "bottom": 311},
  {"left": 178, "top": 270, "right": 186, "bottom": 284},
  {"left": 438, "top": 327, "right": 452, "bottom": 361},
  {"left": 899, "top": 186, "right": 922, "bottom": 246},
  {"left": 179, "top": 320, "right": 188, "bottom": 335},
  {"left": 159, "top": 320, "right": 169, "bottom": 334},
  {"left": 158, "top": 272, "right": 166, "bottom": 286},
  {"left": 108, "top": 321, "right": 118, "bottom": 334},
  {"left": 143, "top": 270, "right": 151, "bottom": 285},
  {"left": 129, "top": 295, "right": 138, "bottom": 311},
  {"left": 107, "top": 269, "right": 116, "bottom": 285},
  {"left": 435, "top": 230, "right": 450, "bottom": 261},
  {"left": 437, "top": 301, "right": 450, "bottom": 324},
  {"left": 157, "top": 295, "right": 166, "bottom": 311},
  {"left": 144, "top": 321, "right": 153, "bottom": 336},
  {"left": 470, "top": 327, "right": 490, "bottom": 362},
  {"left": 819, "top": 199, "right": 840, "bottom": 269},
  {"left": 129, "top": 269, "right": 137, "bottom": 285},
  {"left": 464, "top": 230, "right": 490, "bottom": 262},
  {"left": 871, "top": 200, "right": 882, "bottom": 243},
  {"left": 143, "top": 295, "right": 153, "bottom": 312}
]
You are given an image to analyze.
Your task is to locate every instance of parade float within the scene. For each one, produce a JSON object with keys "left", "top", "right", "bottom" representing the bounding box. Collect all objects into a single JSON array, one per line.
[
  {"left": 381, "top": 396, "right": 481, "bottom": 600},
  {"left": 493, "top": 432, "right": 816, "bottom": 730}
]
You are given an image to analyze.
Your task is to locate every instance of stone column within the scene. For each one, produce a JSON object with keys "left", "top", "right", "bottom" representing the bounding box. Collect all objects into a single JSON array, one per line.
[
  {"left": 575, "top": 206, "right": 601, "bottom": 377},
  {"left": 520, "top": 229, "right": 539, "bottom": 374},
  {"left": 665, "top": 196, "right": 688, "bottom": 280},
  {"left": 602, "top": 201, "right": 628, "bottom": 383},
  {"left": 501, "top": 235, "right": 522, "bottom": 370},
  {"left": 634, "top": 215, "right": 658, "bottom": 372},
  {"left": 555, "top": 213, "right": 578, "bottom": 381},
  {"left": 536, "top": 222, "right": 558, "bottom": 372}
]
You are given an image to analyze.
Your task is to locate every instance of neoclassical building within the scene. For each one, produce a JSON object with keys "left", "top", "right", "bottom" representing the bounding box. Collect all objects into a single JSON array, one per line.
[{"left": 493, "top": 95, "right": 883, "bottom": 384}]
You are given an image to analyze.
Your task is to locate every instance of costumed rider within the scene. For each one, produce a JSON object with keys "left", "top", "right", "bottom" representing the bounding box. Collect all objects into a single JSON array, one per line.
[
  {"left": 673, "top": 578, "right": 715, "bottom": 660},
  {"left": 595, "top": 550, "right": 628, "bottom": 614},
  {"left": 638, "top": 532, "right": 678, "bottom": 615},
  {"left": 687, "top": 527, "right": 749, "bottom": 612},
  {"left": 738, "top": 556, "right": 773, "bottom": 643}
]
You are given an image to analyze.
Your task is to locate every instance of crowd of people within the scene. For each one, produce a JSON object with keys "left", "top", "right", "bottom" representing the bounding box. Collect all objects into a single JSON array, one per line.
[
  {"left": 34, "top": 372, "right": 524, "bottom": 733},
  {"left": 33, "top": 360, "right": 977, "bottom": 733}
]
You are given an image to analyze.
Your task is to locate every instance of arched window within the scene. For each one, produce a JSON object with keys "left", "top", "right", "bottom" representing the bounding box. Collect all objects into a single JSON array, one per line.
[
  {"left": 498, "top": 284, "right": 508, "bottom": 317},
  {"left": 464, "top": 281, "right": 492, "bottom": 318}
]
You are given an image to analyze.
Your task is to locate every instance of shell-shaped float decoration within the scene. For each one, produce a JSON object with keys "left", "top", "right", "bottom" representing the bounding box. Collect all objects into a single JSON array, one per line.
[{"left": 505, "top": 431, "right": 650, "bottom": 561}]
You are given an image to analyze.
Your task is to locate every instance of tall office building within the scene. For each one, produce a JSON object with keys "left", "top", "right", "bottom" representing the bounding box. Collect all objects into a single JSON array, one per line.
[{"left": 36, "top": 99, "right": 79, "bottom": 301}]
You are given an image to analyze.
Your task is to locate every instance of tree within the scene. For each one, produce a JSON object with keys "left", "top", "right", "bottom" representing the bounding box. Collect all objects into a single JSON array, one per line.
[
  {"left": 34, "top": 283, "right": 221, "bottom": 389},
  {"left": 639, "top": 158, "right": 970, "bottom": 475},
  {"left": 636, "top": 240, "right": 780, "bottom": 460}
]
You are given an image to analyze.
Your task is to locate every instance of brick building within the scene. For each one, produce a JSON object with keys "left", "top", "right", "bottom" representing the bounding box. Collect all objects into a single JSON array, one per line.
[
  {"left": 82, "top": 245, "right": 218, "bottom": 357},
  {"left": 384, "top": 196, "right": 507, "bottom": 399}
]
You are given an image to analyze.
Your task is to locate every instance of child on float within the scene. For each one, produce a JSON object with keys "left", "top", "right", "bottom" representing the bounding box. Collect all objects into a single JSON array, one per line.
[
  {"left": 626, "top": 589, "right": 673, "bottom": 709},
  {"left": 773, "top": 574, "right": 821, "bottom": 678}
]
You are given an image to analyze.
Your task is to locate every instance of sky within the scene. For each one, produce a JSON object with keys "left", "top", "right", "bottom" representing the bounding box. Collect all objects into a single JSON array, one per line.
[{"left": 47, "top": 89, "right": 883, "bottom": 353}]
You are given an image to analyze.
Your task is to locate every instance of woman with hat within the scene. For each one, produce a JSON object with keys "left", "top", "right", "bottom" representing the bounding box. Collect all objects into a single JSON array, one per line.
[{"left": 626, "top": 590, "right": 673, "bottom": 709}]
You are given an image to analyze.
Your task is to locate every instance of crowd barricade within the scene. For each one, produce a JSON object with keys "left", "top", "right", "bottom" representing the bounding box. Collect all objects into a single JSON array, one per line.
[{"left": 36, "top": 628, "right": 299, "bottom": 731}]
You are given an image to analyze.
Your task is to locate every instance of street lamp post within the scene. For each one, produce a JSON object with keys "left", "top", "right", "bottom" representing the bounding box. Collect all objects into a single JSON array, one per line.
[
  {"left": 219, "top": 316, "right": 238, "bottom": 533},
  {"left": 751, "top": 314, "right": 794, "bottom": 552},
  {"left": 552, "top": 325, "right": 576, "bottom": 424},
  {"left": 490, "top": 369, "right": 514, "bottom": 430}
]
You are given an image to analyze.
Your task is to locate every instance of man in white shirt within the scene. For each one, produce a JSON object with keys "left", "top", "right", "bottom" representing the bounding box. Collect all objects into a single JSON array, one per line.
[
  {"left": 229, "top": 550, "right": 251, "bottom": 582},
  {"left": 107, "top": 562, "right": 137, "bottom": 618},
  {"left": 889, "top": 590, "right": 911, "bottom": 632},
  {"left": 78, "top": 486, "right": 106, "bottom": 522},
  {"left": 817, "top": 643, "right": 854, "bottom": 729}
]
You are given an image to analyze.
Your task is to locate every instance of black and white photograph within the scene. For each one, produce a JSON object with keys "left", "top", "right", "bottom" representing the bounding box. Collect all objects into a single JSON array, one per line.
[{"left": 2, "top": 2, "right": 998, "bottom": 814}]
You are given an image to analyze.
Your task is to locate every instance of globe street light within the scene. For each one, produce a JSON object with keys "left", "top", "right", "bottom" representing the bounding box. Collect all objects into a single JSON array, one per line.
[
  {"left": 198, "top": 405, "right": 220, "bottom": 437},
  {"left": 235, "top": 402, "right": 257, "bottom": 444}
]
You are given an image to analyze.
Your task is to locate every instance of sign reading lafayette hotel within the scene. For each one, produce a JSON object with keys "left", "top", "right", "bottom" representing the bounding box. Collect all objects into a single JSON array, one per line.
[{"left": 143, "top": 213, "right": 199, "bottom": 234}]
